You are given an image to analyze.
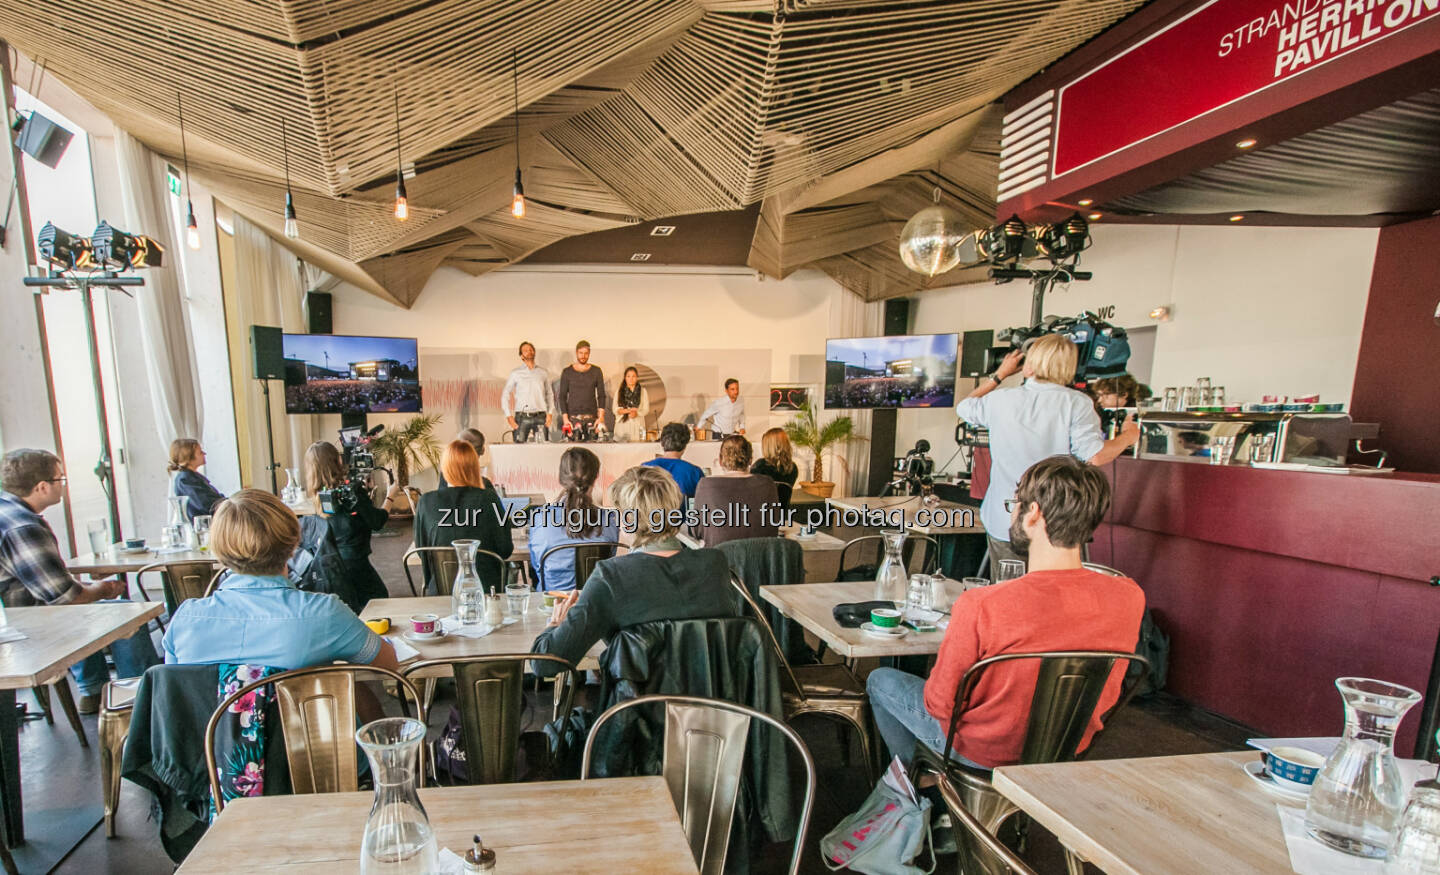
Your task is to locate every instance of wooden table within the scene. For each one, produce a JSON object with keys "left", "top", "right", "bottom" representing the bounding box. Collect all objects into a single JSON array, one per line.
[
  {"left": 178, "top": 775, "right": 697, "bottom": 872},
  {"left": 0, "top": 603, "right": 162, "bottom": 848},
  {"left": 993, "top": 751, "right": 1296, "bottom": 874},
  {"left": 66, "top": 546, "right": 214, "bottom": 576},
  {"left": 361, "top": 596, "right": 604, "bottom": 672},
  {"left": 826, "top": 496, "right": 983, "bottom": 535},
  {"left": 676, "top": 525, "right": 847, "bottom": 582},
  {"left": 758, "top": 579, "right": 963, "bottom": 659}
]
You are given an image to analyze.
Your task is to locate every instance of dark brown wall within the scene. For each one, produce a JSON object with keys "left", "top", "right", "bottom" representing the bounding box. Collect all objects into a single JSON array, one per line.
[{"left": 1350, "top": 214, "right": 1440, "bottom": 474}]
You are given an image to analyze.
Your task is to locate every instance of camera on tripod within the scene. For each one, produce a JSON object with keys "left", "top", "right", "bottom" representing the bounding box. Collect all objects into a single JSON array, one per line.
[
  {"left": 885, "top": 440, "right": 936, "bottom": 496},
  {"left": 319, "top": 425, "right": 390, "bottom": 515},
  {"left": 983, "top": 311, "right": 1131, "bottom": 386}
]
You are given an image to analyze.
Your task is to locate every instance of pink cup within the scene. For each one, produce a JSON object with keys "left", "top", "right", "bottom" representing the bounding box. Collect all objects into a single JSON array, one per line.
[{"left": 410, "top": 614, "right": 438, "bottom": 637}]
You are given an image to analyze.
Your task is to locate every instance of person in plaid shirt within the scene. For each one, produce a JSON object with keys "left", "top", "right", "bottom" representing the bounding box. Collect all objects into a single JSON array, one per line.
[{"left": 1, "top": 449, "right": 159, "bottom": 711}]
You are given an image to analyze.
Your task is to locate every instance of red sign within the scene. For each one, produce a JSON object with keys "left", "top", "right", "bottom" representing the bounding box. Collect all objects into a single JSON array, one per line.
[{"left": 1052, "top": 0, "right": 1440, "bottom": 177}]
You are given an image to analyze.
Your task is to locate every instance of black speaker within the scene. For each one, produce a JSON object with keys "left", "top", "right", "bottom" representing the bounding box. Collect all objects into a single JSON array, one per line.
[
  {"left": 867, "top": 409, "right": 899, "bottom": 496},
  {"left": 13, "top": 112, "right": 73, "bottom": 169},
  {"left": 960, "top": 329, "right": 995, "bottom": 377},
  {"left": 883, "top": 298, "right": 911, "bottom": 336},
  {"left": 250, "top": 325, "right": 284, "bottom": 380},
  {"left": 305, "top": 291, "right": 332, "bottom": 334}
]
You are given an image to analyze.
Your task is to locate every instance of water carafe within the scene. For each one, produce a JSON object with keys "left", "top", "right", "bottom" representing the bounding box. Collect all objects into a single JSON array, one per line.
[
  {"left": 450, "top": 539, "right": 485, "bottom": 626},
  {"left": 357, "top": 718, "right": 436, "bottom": 874},
  {"left": 162, "top": 495, "right": 191, "bottom": 551},
  {"left": 282, "top": 467, "right": 302, "bottom": 504},
  {"left": 874, "top": 529, "right": 909, "bottom": 605},
  {"left": 1305, "top": 677, "right": 1422, "bottom": 857}
]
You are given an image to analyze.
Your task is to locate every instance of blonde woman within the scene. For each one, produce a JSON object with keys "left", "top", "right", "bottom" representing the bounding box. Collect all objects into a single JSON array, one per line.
[
  {"left": 613, "top": 367, "right": 651, "bottom": 442},
  {"left": 304, "top": 441, "right": 397, "bottom": 606},
  {"left": 168, "top": 438, "right": 226, "bottom": 521},
  {"left": 750, "top": 427, "right": 798, "bottom": 509},
  {"left": 956, "top": 334, "right": 1139, "bottom": 577}
]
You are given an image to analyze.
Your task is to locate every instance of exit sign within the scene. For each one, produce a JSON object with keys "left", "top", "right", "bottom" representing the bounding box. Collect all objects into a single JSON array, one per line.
[{"left": 166, "top": 165, "right": 182, "bottom": 196}]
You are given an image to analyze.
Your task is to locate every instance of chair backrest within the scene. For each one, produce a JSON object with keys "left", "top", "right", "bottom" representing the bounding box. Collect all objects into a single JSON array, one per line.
[
  {"left": 136, "top": 560, "right": 220, "bottom": 613},
  {"left": 202, "top": 568, "right": 227, "bottom": 598},
  {"left": 726, "top": 572, "right": 805, "bottom": 701},
  {"left": 205, "top": 664, "right": 423, "bottom": 812},
  {"left": 944, "top": 651, "right": 1151, "bottom": 771},
  {"left": 403, "top": 654, "right": 578, "bottom": 784},
  {"left": 401, "top": 545, "right": 506, "bottom": 597},
  {"left": 582, "top": 694, "right": 816, "bottom": 875},
  {"left": 837, "top": 533, "right": 940, "bottom": 577},
  {"left": 536, "top": 541, "right": 622, "bottom": 590},
  {"left": 925, "top": 764, "right": 1039, "bottom": 875},
  {"left": 1081, "top": 562, "right": 1126, "bottom": 577}
]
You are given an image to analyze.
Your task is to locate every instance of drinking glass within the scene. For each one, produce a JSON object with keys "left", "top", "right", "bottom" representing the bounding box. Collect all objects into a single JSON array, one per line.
[
  {"left": 86, "top": 518, "right": 110, "bottom": 556},
  {"left": 1210, "top": 435, "right": 1237, "bottom": 466},
  {"left": 193, "top": 515, "right": 212, "bottom": 551},
  {"left": 962, "top": 576, "right": 990, "bottom": 591},
  {"left": 906, "top": 574, "right": 932, "bottom": 617},
  {"left": 504, "top": 583, "right": 531, "bottom": 617},
  {"left": 1385, "top": 784, "right": 1440, "bottom": 873},
  {"left": 996, "top": 560, "right": 1026, "bottom": 582}
]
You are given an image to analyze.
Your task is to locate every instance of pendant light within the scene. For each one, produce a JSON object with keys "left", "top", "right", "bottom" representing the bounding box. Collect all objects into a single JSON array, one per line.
[
  {"left": 393, "top": 87, "right": 408, "bottom": 221},
  {"left": 177, "top": 94, "right": 200, "bottom": 250},
  {"left": 510, "top": 47, "right": 525, "bottom": 219},
  {"left": 281, "top": 118, "right": 299, "bottom": 239}
]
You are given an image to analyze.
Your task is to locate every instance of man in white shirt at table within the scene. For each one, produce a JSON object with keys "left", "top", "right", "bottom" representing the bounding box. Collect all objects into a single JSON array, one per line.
[
  {"left": 501, "top": 341, "right": 554, "bottom": 443},
  {"left": 699, "top": 378, "right": 745, "bottom": 437}
]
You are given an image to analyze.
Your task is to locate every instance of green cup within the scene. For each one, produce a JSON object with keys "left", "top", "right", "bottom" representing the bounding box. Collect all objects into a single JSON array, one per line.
[{"left": 870, "top": 608, "right": 901, "bottom": 628}]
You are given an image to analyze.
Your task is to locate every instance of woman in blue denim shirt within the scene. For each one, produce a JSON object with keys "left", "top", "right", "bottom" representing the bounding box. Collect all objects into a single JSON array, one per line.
[{"left": 528, "top": 447, "right": 619, "bottom": 591}]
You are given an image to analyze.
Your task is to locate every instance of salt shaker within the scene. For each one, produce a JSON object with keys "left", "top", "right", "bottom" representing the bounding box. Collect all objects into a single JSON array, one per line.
[
  {"left": 464, "top": 834, "right": 496, "bottom": 872},
  {"left": 483, "top": 591, "right": 504, "bottom": 627}
]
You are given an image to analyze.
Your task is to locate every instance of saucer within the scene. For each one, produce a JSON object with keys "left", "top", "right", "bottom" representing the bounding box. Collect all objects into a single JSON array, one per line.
[
  {"left": 1242, "top": 759, "right": 1309, "bottom": 801},
  {"left": 403, "top": 630, "right": 445, "bottom": 644},
  {"left": 119, "top": 546, "right": 149, "bottom": 555},
  {"left": 860, "top": 621, "right": 908, "bottom": 638}
]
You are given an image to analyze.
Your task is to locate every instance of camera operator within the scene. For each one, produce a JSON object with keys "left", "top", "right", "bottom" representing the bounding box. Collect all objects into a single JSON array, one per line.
[
  {"left": 304, "top": 441, "right": 396, "bottom": 606},
  {"left": 957, "top": 335, "right": 1138, "bottom": 580}
]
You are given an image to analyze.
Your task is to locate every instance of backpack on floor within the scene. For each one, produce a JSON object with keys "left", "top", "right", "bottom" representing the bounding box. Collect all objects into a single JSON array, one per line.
[{"left": 1129, "top": 608, "right": 1170, "bottom": 696}]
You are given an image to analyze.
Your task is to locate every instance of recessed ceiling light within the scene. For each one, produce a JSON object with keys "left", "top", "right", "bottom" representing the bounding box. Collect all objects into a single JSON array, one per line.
[
  {"left": 1077, "top": 199, "right": 1093, "bottom": 207},
  {"left": 650, "top": 226, "right": 675, "bottom": 236},
  {"left": 630, "top": 253, "right": 651, "bottom": 261},
  {"left": 1087, "top": 212, "right": 1102, "bottom": 220},
  {"left": 1229, "top": 214, "right": 1245, "bottom": 222},
  {"left": 1235, "top": 138, "right": 1258, "bottom": 149}
]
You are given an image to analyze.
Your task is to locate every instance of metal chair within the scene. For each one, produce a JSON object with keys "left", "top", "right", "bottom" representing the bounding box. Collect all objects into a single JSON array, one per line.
[
  {"left": 133, "top": 560, "right": 219, "bottom": 629},
  {"left": 403, "top": 654, "right": 579, "bottom": 784},
  {"left": 97, "top": 677, "right": 140, "bottom": 835},
  {"left": 726, "top": 572, "right": 876, "bottom": 776},
  {"left": 201, "top": 568, "right": 228, "bottom": 597},
  {"left": 401, "top": 545, "right": 507, "bottom": 597},
  {"left": 1081, "top": 562, "right": 1125, "bottom": 577},
  {"left": 582, "top": 694, "right": 817, "bottom": 875},
  {"left": 837, "top": 533, "right": 940, "bottom": 578},
  {"left": 921, "top": 767, "right": 1039, "bottom": 875},
  {"left": 205, "top": 664, "right": 424, "bottom": 813},
  {"left": 536, "top": 541, "right": 622, "bottom": 591},
  {"left": 911, "top": 650, "right": 1150, "bottom": 875}
]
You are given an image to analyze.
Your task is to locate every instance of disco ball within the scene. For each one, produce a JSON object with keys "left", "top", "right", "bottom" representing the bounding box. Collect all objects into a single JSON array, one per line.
[{"left": 898, "top": 205, "right": 965, "bottom": 276}]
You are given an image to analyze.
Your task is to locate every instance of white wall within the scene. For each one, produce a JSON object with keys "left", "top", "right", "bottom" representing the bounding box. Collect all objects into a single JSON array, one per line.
[{"left": 899, "top": 224, "right": 1380, "bottom": 461}]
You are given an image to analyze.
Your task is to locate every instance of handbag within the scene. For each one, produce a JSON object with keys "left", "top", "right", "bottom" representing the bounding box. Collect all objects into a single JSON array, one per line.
[{"left": 821, "top": 757, "right": 934, "bottom": 875}]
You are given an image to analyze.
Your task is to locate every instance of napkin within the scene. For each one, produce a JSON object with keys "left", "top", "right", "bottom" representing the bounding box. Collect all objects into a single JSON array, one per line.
[
  {"left": 1275, "top": 805, "right": 1385, "bottom": 874},
  {"left": 439, "top": 615, "right": 518, "bottom": 638},
  {"left": 0, "top": 626, "right": 26, "bottom": 645},
  {"left": 384, "top": 636, "right": 420, "bottom": 662},
  {"left": 434, "top": 848, "right": 467, "bottom": 874}
]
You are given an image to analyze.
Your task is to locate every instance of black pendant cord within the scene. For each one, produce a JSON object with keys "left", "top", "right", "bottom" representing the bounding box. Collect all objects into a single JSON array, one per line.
[
  {"left": 394, "top": 86, "right": 403, "bottom": 177},
  {"left": 177, "top": 94, "right": 192, "bottom": 196},
  {"left": 281, "top": 117, "right": 292, "bottom": 195},
  {"left": 512, "top": 47, "right": 520, "bottom": 170}
]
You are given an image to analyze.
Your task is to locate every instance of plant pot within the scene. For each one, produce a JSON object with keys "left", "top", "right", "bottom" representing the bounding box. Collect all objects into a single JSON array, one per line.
[{"left": 800, "top": 481, "right": 835, "bottom": 498}]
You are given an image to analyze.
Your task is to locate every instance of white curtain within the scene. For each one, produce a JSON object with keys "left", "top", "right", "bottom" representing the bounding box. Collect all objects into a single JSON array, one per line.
[
  {"left": 231, "top": 214, "right": 319, "bottom": 484},
  {"left": 113, "top": 131, "right": 204, "bottom": 441},
  {"left": 828, "top": 285, "right": 883, "bottom": 497}
]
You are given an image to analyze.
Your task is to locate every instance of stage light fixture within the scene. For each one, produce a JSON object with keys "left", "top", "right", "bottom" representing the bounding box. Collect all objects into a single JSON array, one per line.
[
  {"left": 977, "top": 214, "right": 1035, "bottom": 265},
  {"left": 1035, "top": 212, "right": 1091, "bottom": 262},
  {"left": 91, "top": 221, "right": 164, "bottom": 270},
  {"left": 37, "top": 222, "right": 93, "bottom": 270}
]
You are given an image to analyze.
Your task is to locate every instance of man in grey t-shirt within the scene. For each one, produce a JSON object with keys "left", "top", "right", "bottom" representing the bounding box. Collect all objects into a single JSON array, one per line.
[{"left": 558, "top": 340, "right": 607, "bottom": 440}]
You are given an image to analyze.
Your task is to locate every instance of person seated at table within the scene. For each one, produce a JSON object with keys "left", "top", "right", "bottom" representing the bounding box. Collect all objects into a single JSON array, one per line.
[
  {"left": 528, "top": 447, "right": 620, "bottom": 591},
  {"left": 693, "top": 435, "right": 780, "bottom": 547},
  {"left": 642, "top": 423, "right": 704, "bottom": 501},
  {"left": 413, "top": 440, "right": 512, "bottom": 594},
  {"left": 531, "top": 465, "right": 739, "bottom": 672},
  {"left": 866, "top": 455, "right": 1145, "bottom": 769},
  {"left": 438, "top": 428, "right": 493, "bottom": 489},
  {"left": 167, "top": 438, "right": 226, "bottom": 521},
  {"left": 163, "top": 488, "right": 400, "bottom": 671},
  {"left": 750, "top": 427, "right": 798, "bottom": 510},
  {"left": 305, "top": 441, "right": 398, "bottom": 607},
  {"left": 0, "top": 449, "right": 160, "bottom": 712}
]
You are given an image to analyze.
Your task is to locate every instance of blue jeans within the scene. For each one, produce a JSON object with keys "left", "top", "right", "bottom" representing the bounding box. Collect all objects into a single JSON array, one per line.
[
  {"left": 866, "top": 667, "right": 986, "bottom": 770},
  {"left": 69, "top": 600, "right": 161, "bottom": 695}
]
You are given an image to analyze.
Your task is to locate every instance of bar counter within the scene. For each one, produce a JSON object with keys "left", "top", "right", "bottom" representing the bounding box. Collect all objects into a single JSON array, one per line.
[{"left": 1089, "top": 458, "right": 1440, "bottom": 752}]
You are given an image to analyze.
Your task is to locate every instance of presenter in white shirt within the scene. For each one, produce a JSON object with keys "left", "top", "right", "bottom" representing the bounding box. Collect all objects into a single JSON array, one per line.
[
  {"left": 956, "top": 334, "right": 1137, "bottom": 578},
  {"left": 699, "top": 378, "right": 746, "bottom": 437},
  {"left": 502, "top": 341, "right": 554, "bottom": 442}
]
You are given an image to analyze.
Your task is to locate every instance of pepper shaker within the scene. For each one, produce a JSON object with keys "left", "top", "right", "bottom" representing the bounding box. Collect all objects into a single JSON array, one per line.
[{"left": 464, "top": 834, "right": 496, "bottom": 872}]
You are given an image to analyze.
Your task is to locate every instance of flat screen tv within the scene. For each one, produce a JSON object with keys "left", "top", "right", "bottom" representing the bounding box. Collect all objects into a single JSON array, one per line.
[
  {"left": 824, "top": 334, "right": 958, "bottom": 409},
  {"left": 282, "top": 334, "right": 422, "bottom": 414}
]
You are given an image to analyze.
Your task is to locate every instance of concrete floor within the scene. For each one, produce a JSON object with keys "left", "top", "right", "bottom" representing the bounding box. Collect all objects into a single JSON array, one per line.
[{"left": 25, "top": 520, "right": 1250, "bottom": 873}]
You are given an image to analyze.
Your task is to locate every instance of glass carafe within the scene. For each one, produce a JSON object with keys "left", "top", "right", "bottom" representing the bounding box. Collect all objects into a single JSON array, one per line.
[
  {"left": 282, "top": 467, "right": 302, "bottom": 503},
  {"left": 357, "top": 717, "right": 436, "bottom": 875},
  {"left": 1305, "top": 677, "right": 1423, "bottom": 858},
  {"left": 874, "top": 529, "right": 909, "bottom": 606},
  {"left": 163, "top": 495, "right": 191, "bottom": 550},
  {"left": 450, "top": 539, "right": 485, "bottom": 626}
]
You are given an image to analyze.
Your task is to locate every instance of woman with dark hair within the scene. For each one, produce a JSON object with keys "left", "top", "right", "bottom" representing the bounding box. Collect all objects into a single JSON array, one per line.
[
  {"left": 414, "top": 440, "right": 512, "bottom": 594},
  {"left": 750, "top": 427, "right": 798, "bottom": 509},
  {"left": 528, "top": 447, "right": 620, "bottom": 591},
  {"left": 693, "top": 434, "right": 780, "bottom": 546},
  {"left": 613, "top": 367, "right": 651, "bottom": 442},
  {"left": 168, "top": 438, "right": 226, "bottom": 521},
  {"left": 304, "top": 440, "right": 396, "bottom": 606}
]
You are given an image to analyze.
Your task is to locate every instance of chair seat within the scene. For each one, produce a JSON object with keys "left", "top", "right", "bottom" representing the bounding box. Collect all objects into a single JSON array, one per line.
[
  {"left": 103, "top": 677, "right": 142, "bottom": 712},
  {"left": 789, "top": 663, "right": 865, "bottom": 698}
]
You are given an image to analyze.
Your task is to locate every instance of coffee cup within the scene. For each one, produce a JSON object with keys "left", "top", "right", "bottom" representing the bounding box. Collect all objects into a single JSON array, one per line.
[
  {"left": 124, "top": 537, "right": 146, "bottom": 551},
  {"left": 870, "top": 608, "right": 902, "bottom": 629},
  {"left": 410, "top": 614, "right": 439, "bottom": 638},
  {"left": 1267, "top": 746, "right": 1324, "bottom": 790}
]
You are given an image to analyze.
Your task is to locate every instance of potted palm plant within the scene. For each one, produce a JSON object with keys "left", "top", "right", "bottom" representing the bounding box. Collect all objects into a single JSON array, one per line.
[
  {"left": 368, "top": 414, "right": 442, "bottom": 514},
  {"left": 784, "top": 397, "right": 863, "bottom": 498}
]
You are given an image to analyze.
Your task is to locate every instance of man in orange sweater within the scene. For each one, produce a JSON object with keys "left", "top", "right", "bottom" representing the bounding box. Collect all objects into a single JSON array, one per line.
[{"left": 866, "top": 455, "right": 1145, "bottom": 768}]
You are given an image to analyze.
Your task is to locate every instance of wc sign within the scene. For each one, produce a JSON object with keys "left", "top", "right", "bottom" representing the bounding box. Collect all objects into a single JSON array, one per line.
[{"left": 1094, "top": 305, "right": 1117, "bottom": 320}]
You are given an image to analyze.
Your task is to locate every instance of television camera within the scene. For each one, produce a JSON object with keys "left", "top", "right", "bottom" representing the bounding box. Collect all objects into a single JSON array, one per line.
[
  {"left": 319, "top": 425, "right": 393, "bottom": 515},
  {"left": 983, "top": 311, "right": 1131, "bottom": 387},
  {"left": 884, "top": 439, "right": 936, "bottom": 497}
]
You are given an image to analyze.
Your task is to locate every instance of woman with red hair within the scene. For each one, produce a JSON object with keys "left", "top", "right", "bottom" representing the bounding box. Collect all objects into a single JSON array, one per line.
[{"left": 412, "top": 440, "right": 514, "bottom": 594}]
